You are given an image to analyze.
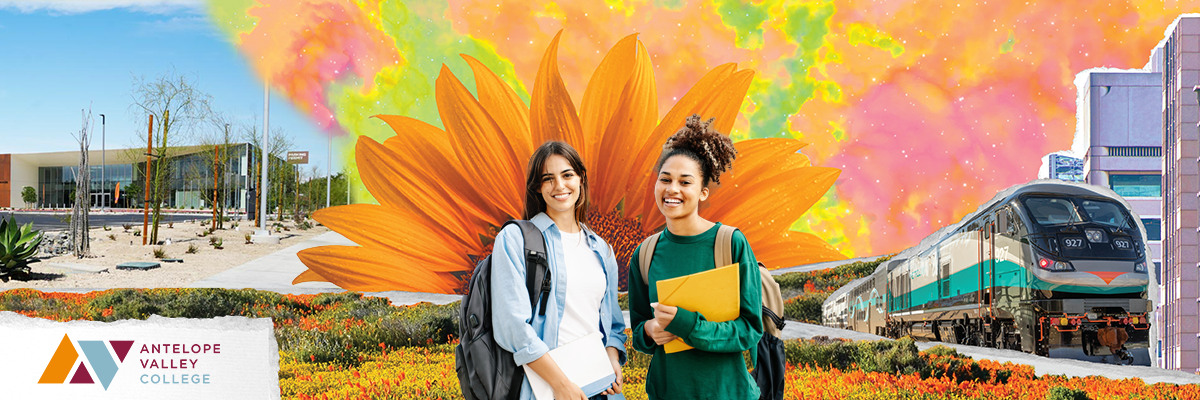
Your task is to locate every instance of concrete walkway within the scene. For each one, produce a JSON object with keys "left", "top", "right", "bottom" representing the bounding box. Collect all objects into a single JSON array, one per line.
[{"left": 187, "top": 231, "right": 461, "bottom": 305}]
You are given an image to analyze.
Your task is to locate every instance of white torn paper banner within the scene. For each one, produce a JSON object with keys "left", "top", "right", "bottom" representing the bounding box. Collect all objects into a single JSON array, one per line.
[{"left": 0, "top": 311, "right": 280, "bottom": 399}]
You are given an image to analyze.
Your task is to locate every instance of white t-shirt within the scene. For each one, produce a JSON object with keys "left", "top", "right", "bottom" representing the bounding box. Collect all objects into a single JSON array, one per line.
[{"left": 557, "top": 229, "right": 606, "bottom": 347}]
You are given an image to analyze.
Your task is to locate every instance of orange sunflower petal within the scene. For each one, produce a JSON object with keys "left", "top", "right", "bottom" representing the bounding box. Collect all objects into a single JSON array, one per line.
[
  {"left": 312, "top": 204, "right": 477, "bottom": 268},
  {"left": 462, "top": 54, "right": 534, "bottom": 162},
  {"left": 588, "top": 37, "right": 658, "bottom": 213},
  {"left": 580, "top": 33, "right": 640, "bottom": 162},
  {"left": 375, "top": 115, "right": 504, "bottom": 230},
  {"left": 727, "top": 138, "right": 812, "bottom": 173},
  {"left": 530, "top": 30, "right": 584, "bottom": 150},
  {"left": 748, "top": 231, "right": 847, "bottom": 268},
  {"left": 435, "top": 65, "right": 524, "bottom": 220},
  {"left": 373, "top": 114, "right": 457, "bottom": 161},
  {"left": 354, "top": 136, "right": 484, "bottom": 247},
  {"left": 291, "top": 269, "right": 327, "bottom": 284},
  {"left": 706, "top": 164, "right": 840, "bottom": 236},
  {"left": 297, "top": 246, "right": 463, "bottom": 293},
  {"left": 696, "top": 69, "right": 754, "bottom": 134}
]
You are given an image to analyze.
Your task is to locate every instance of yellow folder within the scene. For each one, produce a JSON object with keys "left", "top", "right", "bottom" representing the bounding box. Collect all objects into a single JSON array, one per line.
[{"left": 655, "top": 263, "right": 740, "bottom": 353}]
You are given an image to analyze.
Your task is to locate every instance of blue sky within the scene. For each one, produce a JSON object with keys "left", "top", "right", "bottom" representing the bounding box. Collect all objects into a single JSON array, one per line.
[{"left": 0, "top": 0, "right": 340, "bottom": 177}]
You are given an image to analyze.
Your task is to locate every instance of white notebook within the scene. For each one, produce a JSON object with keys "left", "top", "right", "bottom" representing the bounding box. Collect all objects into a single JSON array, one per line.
[{"left": 522, "top": 331, "right": 617, "bottom": 400}]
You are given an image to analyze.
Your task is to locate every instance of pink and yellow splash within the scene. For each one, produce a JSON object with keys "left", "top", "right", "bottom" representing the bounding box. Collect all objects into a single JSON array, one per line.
[{"left": 208, "top": 0, "right": 1187, "bottom": 259}]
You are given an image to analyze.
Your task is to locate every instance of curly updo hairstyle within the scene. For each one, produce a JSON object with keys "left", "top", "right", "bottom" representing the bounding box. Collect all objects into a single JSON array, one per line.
[{"left": 654, "top": 114, "right": 738, "bottom": 187}]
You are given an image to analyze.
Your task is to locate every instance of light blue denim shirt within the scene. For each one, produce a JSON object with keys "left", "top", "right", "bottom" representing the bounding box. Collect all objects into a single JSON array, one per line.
[{"left": 491, "top": 212, "right": 628, "bottom": 400}]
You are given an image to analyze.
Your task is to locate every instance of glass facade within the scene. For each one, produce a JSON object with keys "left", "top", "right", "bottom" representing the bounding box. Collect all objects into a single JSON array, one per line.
[
  {"left": 35, "top": 143, "right": 256, "bottom": 210},
  {"left": 37, "top": 164, "right": 135, "bottom": 208},
  {"left": 1142, "top": 218, "right": 1161, "bottom": 241},
  {"left": 1109, "top": 174, "right": 1162, "bottom": 198}
]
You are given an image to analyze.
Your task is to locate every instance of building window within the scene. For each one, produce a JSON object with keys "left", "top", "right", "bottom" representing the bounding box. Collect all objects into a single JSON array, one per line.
[
  {"left": 1109, "top": 174, "right": 1161, "bottom": 198},
  {"left": 1142, "top": 218, "right": 1161, "bottom": 241}
]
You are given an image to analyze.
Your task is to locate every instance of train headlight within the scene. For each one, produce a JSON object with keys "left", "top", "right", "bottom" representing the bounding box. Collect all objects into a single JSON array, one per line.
[
  {"left": 1085, "top": 228, "right": 1105, "bottom": 243},
  {"left": 1134, "top": 261, "right": 1147, "bottom": 273},
  {"left": 1037, "top": 256, "right": 1075, "bottom": 272}
]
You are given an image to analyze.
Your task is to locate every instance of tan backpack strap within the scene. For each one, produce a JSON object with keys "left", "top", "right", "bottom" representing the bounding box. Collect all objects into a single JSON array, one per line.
[
  {"left": 638, "top": 233, "right": 661, "bottom": 284},
  {"left": 715, "top": 224, "right": 736, "bottom": 268}
]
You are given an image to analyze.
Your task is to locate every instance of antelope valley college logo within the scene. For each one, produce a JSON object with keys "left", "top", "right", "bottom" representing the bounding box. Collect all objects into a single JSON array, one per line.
[{"left": 38, "top": 334, "right": 133, "bottom": 390}]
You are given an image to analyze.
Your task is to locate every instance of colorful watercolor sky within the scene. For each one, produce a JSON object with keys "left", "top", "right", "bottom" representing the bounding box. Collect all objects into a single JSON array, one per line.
[{"left": 207, "top": 0, "right": 1190, "bottom": 259}]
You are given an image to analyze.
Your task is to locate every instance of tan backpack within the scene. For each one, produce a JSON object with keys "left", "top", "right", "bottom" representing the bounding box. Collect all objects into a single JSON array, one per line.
[{"left": 636, "top": 225, "right": 787, "bottom": 339}]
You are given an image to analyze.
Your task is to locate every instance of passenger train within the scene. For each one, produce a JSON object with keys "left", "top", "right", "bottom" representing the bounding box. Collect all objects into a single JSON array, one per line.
[{"left": 823, "top": 181, "right": 1151, "bottom": 362}]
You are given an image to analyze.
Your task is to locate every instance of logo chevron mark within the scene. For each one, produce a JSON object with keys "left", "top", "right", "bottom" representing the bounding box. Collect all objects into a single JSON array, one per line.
[{"left": 38, "top": 334, "right": 132, "bottom": 391}]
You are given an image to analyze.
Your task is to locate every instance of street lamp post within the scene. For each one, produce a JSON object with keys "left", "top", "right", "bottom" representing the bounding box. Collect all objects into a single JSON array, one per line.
[
  {"left": 99, "top": 113, "right": 105, "bottom": 210},
  {"left": 251, "top": 81, "right": 278, "bottom": 244},
  {"left": 326, "top": 133, "right": 331, "bottom": 209}
]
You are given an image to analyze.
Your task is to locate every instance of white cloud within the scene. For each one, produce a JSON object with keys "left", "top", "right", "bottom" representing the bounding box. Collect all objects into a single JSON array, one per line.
[
  {"left": 137, "top": 15, "right": 215, "bottom": 36},
  {"left": 0, "top": 0, "right": 203, "bottom": 15}
]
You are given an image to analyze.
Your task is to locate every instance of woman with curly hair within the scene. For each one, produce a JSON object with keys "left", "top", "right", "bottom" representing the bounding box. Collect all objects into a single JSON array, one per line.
[{"left": 628, "top": 115, "right": 764, "bottom": 399}]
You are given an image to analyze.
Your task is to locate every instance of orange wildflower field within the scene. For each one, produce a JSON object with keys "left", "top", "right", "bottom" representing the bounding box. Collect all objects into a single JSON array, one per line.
[{"left": 2, "top": 288, "right": 1196, "bottom": 399}]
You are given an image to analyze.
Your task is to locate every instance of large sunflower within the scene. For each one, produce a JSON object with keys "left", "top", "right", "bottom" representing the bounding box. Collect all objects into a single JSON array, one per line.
[{"left": 295, "top": 32, "right": 845, "bottom": 294}]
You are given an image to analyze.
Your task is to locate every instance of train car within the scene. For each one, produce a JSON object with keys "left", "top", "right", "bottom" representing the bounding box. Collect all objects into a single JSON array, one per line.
[{"left": 823, "top": 180, "right": 1151, "bottom": 362}]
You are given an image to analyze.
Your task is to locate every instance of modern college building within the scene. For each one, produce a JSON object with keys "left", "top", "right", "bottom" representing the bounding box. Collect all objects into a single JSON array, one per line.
[{"left": 1, "top": 143, "right": 261, "bottom": 211}]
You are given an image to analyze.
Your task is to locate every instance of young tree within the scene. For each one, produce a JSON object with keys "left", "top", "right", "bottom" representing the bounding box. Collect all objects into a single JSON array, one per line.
[
  {"left": 20, "top": 186, "right": 35, "bottom": 209},
  {"left": 187, "top": 113, "right": 239, "bottom": 229},
  {"left": 128, "top": 70, "right": 213, "bottom": 244},
  {"left": 70, "top": 109, "right": 94, "bottom": 258}
]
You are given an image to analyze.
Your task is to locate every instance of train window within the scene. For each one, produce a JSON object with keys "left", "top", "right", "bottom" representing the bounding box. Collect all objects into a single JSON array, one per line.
[
  {"left": 1023, "top": 197, "right": 1082, "bottom": 226},
  {"left": 1000, "top": 208, "right": 1016, "bottom": 234},
  {"left": 1077, "top": 199, "right": 1131, "bottom": 229},
  {"left": 997, "top": 210, "right": 1008, "bottom": 234}
]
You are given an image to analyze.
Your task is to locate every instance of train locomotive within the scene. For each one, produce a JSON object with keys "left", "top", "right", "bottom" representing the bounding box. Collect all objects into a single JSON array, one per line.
[{"left": 823, "top": 180, "right": 1152, "bottom": 363}]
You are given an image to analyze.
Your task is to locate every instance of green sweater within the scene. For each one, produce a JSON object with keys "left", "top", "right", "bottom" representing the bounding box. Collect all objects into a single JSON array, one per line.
[{"left": 629, "top": 223, "right": 763, "bottom": 400}]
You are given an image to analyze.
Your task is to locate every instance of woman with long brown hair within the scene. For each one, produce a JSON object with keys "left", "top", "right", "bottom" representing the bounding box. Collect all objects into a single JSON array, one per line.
[{"left": 491, "top": 141, "right": 628, "bottom": 400}]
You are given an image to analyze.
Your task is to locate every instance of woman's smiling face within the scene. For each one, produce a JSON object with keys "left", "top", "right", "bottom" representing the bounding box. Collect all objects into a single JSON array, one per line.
[
  {"left": 654, "top": 155, "right": 708, "bottom": 221},
  {"left": 540, "top": 154, "right": 581, "bottom": 219}
]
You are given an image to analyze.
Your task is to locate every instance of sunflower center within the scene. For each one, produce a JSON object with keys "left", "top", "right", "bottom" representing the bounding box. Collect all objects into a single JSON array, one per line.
[{"left": 587, "top": 209, "right": 650, "bottom": 291}]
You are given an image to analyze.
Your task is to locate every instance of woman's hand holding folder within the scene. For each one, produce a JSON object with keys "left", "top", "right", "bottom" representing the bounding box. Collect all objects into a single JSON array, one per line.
[{"left": 645, "top": 303, "right": 680, "bottom": 345}]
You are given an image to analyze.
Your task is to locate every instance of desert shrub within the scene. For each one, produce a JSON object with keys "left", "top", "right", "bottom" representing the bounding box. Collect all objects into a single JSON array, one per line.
[
  {"left": 85, "top": 289, "right": 289, "bottom": 321},
  {"left": 186, "top": 244, "right": 198, "bottom": 254},
  {"left": 152, "top": 247, "right": 166, "bottom": 259},
  {"left": 784, "top": 292, "right": 829, "bottom": 324},
  {"left": 1047, "top": 386, "right": 1091, "bottom": 400}
]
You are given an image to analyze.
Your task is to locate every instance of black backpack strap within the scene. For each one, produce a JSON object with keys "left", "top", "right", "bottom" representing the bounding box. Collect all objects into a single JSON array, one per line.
[
  {"left": 762, "top": 306, "right": 786, "bottom": 330},
  {"left": 504, "top": 220, "right": 550, "bottom": 317}
]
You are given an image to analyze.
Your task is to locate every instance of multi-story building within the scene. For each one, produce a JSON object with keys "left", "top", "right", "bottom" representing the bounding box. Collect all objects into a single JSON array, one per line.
[
  {"left": 1157, "top": 14, "right": 1200, "bottom": 373},
  {"left": 1, "top": 144, "right": 264, "bottom": 212}
]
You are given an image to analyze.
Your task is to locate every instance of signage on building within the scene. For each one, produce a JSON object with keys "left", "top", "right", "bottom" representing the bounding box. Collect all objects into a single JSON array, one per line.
[
  {"left": 1049, "top": 154, "right": 1084, "bottom": 182},
  {"left": 286, "top": 151, "right": 308, "bottom": 164}
]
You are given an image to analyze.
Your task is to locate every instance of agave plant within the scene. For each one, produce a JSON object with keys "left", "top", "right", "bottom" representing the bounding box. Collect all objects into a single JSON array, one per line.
[{"left": 0, "top": 216, "right": 43, "bottom": 282}]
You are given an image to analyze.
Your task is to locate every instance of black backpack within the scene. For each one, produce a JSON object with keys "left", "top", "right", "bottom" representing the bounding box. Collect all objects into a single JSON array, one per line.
[
  {"left": 637, "top": 225, "right": 787, "bottom": 400},
  {"left": 455, "top": 220, "right": 552, "bottom": 400}
]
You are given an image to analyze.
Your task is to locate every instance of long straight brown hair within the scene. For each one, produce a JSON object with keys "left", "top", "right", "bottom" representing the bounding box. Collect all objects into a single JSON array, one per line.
[{"left": 524, "top": 141, "right": 589, "bottom": 223}]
